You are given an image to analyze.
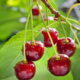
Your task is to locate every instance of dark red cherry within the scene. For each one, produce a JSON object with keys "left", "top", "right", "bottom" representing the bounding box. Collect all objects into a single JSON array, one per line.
[
  {"left": 23, "top": 41, "right": 45, "bottom": 61},
  {"left": 57, "top": 38, "right": 76, "bottom": 57},
  {"left": 14, "top": 61, "right": 36, "bottom": 80},
  {"left": 48, "top": 54, "right": 71, "bottom": 76},
  {"left": 32, "top": 5, "right": 40, "bottom": 16},
  {"left": 32, "top": 8, "right": 39, "bottom": 16},
  {"left": 42, "top": 28, "right": 58, "bottom": 47}
]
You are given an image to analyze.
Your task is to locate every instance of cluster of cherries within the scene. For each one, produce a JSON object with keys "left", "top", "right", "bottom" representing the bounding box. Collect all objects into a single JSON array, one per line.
[
  {"left": 42, "top": 28, "right": 76, "bottom": 76},
  {"left": 14, "top": 1, "right": 76, "bottom": 79},
  {"left": 14, "top": 27, "right": 76, "bottom": 80}
]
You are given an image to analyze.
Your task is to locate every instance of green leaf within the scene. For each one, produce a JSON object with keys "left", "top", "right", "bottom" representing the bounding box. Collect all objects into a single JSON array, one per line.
[
  {"left": 71, "top": 45, "right": 80, "bottom": 80},
  {"left": 2, "top": 76, "right": 17, "bottom": 80},
  {"left": 0, "top": 20, "right": 24, "bottom": 40},
  {"left": 0, "top": 7, "right": 24, "bottom": 40},
  {"left": 0, "top": 7, "right": 22, "bottom": 23}
]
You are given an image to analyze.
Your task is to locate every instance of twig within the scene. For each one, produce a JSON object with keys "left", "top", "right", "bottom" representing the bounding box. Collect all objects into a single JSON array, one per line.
[
  {"left": 41, "top": 0, "right": 80, "bottom": 31},
  {"left": 41, "top": 0, "right": 60, "bottom": 18}
]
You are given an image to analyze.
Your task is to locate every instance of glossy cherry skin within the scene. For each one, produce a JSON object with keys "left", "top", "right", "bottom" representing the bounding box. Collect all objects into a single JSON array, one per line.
[
  {"left": 48, "top": 54, "right": 71, "bottom": 76},
  {"left": 23, "top": 41, "right": 45, "bottom": 61},
  {"left": 14, "top": 61, "right": 36, "bottom": 80},
  {"left": 42, "top": 28, "right": 58, "bottom": 47},
  {"left": 57, "top": 38, "right": 76, "bottom": 57},
  {"left": 32, "top": 7, "right": 40, "bottom": 16}
]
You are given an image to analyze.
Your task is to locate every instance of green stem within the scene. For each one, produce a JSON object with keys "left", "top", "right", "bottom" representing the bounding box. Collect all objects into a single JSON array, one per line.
[
  {"left": 23, "top": 14, "right": 30, "bottom": 62},
  {"left": 66, "top": 20, "right": 80, "bottom": 47},
  {"left": 37, "top": 1, "right": 58, "bottom": 55},
  {"left": 46, "top": 7, "right": 48, "bottom": 25},
  {"left": 31, "top": 9, "right": 35, "bottom": 43},
  {"left": 23, "top": 1, "right": 33, "bottom": 62},
  {"left": 60, "top": 20, "right": 67, "bottom": 38},
  {"left": 36, "top": 2, "right": 47, "bottom": 27},
  {"left": 47, "top": 30, "right": 58, "bottom": 55},
  {"left": 60, "top": 15, "right": 80, "bottom": 31}
]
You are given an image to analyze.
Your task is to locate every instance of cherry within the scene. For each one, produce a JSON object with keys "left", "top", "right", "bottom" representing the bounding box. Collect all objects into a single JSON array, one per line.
[
  {"left": 14, "top": 61, "right": 36, "bottom": 80},
  {"left": 22, "top": 41, "right": 45, "bottom": 61},
  {"left": 32, "top": 8, "right": 39, "bottom": 16},
  {"left": 48, "top": 54, "right": 71, "bottom": 76},
  {"left": 57, "top": 38, "right": 76, "bottom": 57},
  {"left": 32, "top": 5, "right": 42, "bottom": 16},
  {"left": 42, "top": 28, "right": 58, "bottom": 47}
]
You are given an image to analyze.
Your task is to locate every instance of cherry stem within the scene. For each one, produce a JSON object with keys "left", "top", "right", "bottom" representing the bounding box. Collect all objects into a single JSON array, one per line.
[
  {"left": 31, "top": 8, "right": 35, "bottom": 44},
  {"left": 60, "top": 20, "right": 67, "bottom": 38},
  {"left": 46, "top": 6, "right": 48, "bottom": 25},
  {"left": 37, "top": 2, "right": 58, "bottom": 55},
  {"left": 47, "top": 30, "right": 58, "bottom": 55},
  {"left": 37, "top": 2, "right": 57, "bottom": 28},
  {"left": 34, "top": 22, "right": 57, "bottom": 40},
  {"left": 66, "top": 20, "right": 80, "bottom": 47},
  {"left": 23, "top": 14, "right": 30, "bottom": 62},
  {"left": 23, "top": 1, "right": 34, "bottom": 62},
  {"left": 41, "top": 0, "right": 60, "bottom": 18},
  {"left": 36, "top": 2, "right": 47, "bottom": 27}
]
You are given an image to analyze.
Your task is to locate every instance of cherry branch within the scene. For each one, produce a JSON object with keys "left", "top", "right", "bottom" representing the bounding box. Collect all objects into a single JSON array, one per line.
[
  {"left": 41, "top": 0, "right": 80, "bottom": 31},
  {"left": 41, "top": 0, "right": 60, "bottom": 18}
]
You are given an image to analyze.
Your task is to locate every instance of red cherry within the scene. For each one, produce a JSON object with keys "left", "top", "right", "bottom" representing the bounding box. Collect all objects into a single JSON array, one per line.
[
  {"left": 48, "top": 54, "right": 71, "bottom": 76},
  {"left": 57, "top": 38, "right": 76, "bottom": 57},
  {"left": 14, "top": 61, "right": 36, "bottom": 80},
  {"left": 23, "top": 41, "right": 45, "bottom": 61},
  {"left": 32, "top": 6, "right": 40, "bottom": 16},
  {"left": 32, "top": 8, "right": 39, "bottom": 16},
  {"left": 42, "top": 28, "right": 58, "bottom": 47}
]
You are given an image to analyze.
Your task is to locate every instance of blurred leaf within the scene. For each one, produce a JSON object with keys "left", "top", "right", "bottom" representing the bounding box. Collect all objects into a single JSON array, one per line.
[
  {"left": 49, "top": 0, "right": 58, "bottom": 10},
  {"left": 3, "top": 76, "right": 17, "bottom": 80},
  {"left": 6, "top": 0, "right": 20, "bottom": 6},
  {"left": 0, "top": 20, "right": 24, "bottom": 40},
  {"left": 0, "top": 0, "right": 7, "bottom": 5},
  {"left": 0, "top": 7, "right": 22, "bottom": 22},
  {"left": 0, "top": 7, "right": 24, "bottom": 40},
  {"left": 54, "top": 0, "right": 67, "bottom": 7},
  {"left": 71, "top": 45, "right": 80, "bottom": 80}
]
